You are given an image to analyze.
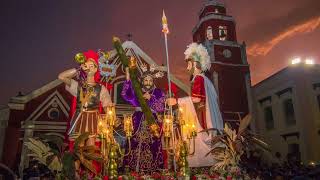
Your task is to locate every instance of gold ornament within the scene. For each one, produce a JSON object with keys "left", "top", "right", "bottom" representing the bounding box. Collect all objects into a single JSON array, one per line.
[
  {"left": 107, "top": 144, "right": 119, "bottom": 180},
  {"left": 101, "top": 51, "right": 111, "bottom": 60},
  {"left": 163, "top": 115, "right": 173, "bottom": 138},
  {"left": 112, "top": 36, "right": 120, "bottom": 43},
  {"left": 150, "top": 123, "right": 160, "bottom": 138},
  {"left": 177, "top": 141, "right": 190, "bottom": 177},
  {"left": 128, "top": 56, "right": 137, "bottom": 69},
  {"left": 74, "top": 53, "right": 86, "bottom": 64},
  {"left": 104, "top": 51, "right": 111, "bottom": 60},
  {"left": 123, "top": 114, "right": 133, "bottom": 138}
]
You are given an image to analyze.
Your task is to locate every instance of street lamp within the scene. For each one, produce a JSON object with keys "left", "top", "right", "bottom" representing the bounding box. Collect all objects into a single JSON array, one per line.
[
  {"left": 291, "top": 57, "right": 301, "bottom": 65},
  {"left": 305, "top": 58, "right": 315, "bottom": 65}
]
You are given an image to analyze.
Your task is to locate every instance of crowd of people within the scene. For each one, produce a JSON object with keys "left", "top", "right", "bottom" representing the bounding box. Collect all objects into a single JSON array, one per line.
[{"left": 242, "top": 152, "right": 320, "bottom": 179}]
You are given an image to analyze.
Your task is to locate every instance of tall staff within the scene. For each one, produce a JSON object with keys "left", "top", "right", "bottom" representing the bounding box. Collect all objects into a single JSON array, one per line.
[
  {"left": 162, "top": 10, "right": 177, "bottom": 172},
  {"left": 162, "top": 10, "right": 173, "bottom": 114}
]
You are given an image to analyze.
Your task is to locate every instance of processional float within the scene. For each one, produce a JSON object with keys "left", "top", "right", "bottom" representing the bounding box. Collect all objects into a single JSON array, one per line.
[{"left": 72, "top": 11, "right": 198, "bottom": 179}]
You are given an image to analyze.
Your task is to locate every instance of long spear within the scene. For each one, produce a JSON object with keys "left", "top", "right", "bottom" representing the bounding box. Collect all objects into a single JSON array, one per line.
[
  {"left": 162, "top": 10, "right": 177, "bottom": 172},
  {"left": 162, "top": 10, "right": 172, "bottom": 114}
]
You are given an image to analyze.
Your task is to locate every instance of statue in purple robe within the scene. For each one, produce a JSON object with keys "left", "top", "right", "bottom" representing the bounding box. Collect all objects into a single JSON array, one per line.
[{"left": 121, "top": 66, "right": 165, "bottom": 173}]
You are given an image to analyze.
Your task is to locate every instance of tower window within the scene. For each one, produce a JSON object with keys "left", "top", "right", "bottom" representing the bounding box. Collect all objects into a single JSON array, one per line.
[
  {"left": 219, "top": 26, "right": 227, "bottom": 41},
  {"left": 206, "top": 26, "right": 213, "bottom": 40},
  {"left": 264, "top": 106, "right": 274, "bottom": 130},
  {"left": 215, "top": 9, "right": 219, "bottom": 13},
  {"left": 283, "top": 99, "right": 296, "bottom": 126}
]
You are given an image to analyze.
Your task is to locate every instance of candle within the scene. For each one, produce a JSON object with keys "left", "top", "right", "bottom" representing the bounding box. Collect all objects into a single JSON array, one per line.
[
  {"left": 107, "top": 104, "right": 116, "bottom": 126},
  {"left": 164, "top": 115, "right": 173, "bottom": 138},
  {"left": 123, "top": 114, "right": 133, "bottom": 138}
]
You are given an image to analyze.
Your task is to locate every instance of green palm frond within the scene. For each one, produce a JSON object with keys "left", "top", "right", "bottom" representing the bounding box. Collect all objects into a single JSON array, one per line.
[
  {"left": 62, "top": 152, "right": 75, "bottom": 179},
  {"left": 25, "top": 138, "right": 53, "bottom": 164},
  {"left": 40, "top": 134, "right": 66, "bottom": 153},
  {"left": 238, "top": 114, "right": 251, "bottom": 134},
  {"left": 83, "top": 152, "right": 104, "bottom": 162},
  {"left": 25, "top": 138, "right": 62, "bottom": 173},
  {"left": 80, "top": 158, "right": 97, "bottom": 175},
  {"left": 82, "top": 145, "right": 100, "bottom": 152},
  {"left": 48, "top": 156, "right": 62, "bottom": 172},
  {"left": 74, "top": 132, "right": 90, "bottom": 151}
]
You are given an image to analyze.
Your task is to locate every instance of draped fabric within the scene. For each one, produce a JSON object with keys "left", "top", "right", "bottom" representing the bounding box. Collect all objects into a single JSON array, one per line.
[
  {"left": 201, "top": 74, "right": 224, "bottom": 131},
  {"left": 121, "top": 80, "right": 165, "bottom": 173},
  {"left": 177, "top": 74, "right": 223, "bottom": 167},
  {"left": 191, "top": 75, "right": 207, "bottom": 129},
  {"left": 178, "top": 97, "right": 214, "bottom": 167},
  {"left": 192, "top": 74, "right": 223, "bottom": 131}
]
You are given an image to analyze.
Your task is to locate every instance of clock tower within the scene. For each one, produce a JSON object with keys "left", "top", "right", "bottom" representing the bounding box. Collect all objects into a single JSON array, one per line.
[{"left": 193, "top": 0, "right": 251, "bottom": 122}]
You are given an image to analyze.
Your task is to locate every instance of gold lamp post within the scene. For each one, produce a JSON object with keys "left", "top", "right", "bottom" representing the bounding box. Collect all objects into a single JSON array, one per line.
[
  {"left": 98, "top": 104, "right": 121, "bottom": 179},
  {"left": 176, "top": 105, "right": 198, "bottom": 176},
  {"left": 163, "top": 114, "right": 173, "bottom": 148},
  {"left": 123, "top": 114, "right": 133, "bottom": 138},
  {"left": 123, "top": 114, "right": 133, "bottom": 155}
]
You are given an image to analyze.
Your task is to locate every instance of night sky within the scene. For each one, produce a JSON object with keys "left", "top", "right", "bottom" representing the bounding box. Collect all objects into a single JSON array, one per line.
[{"left": 0, "top": 0, "right": 320, "bottom": 105}]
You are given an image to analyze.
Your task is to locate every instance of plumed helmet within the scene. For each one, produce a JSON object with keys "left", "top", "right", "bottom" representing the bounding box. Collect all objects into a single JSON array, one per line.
[
  {"left": 83, "top": 50, "right": 99, "bottom": 65},
  {"left": 184, "top": 43, "right": 211, "bottom": 71}
]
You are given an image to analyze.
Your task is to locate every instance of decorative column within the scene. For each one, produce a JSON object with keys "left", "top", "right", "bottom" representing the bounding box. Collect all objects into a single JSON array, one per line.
[{"left": 19, "top": 120, "right": 34, "bottom": 176}]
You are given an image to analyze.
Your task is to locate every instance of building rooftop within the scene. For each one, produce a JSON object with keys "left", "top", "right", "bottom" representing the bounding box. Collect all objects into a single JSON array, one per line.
[{"left": 253, "top": 64, "right": 320, "bottom": 88}]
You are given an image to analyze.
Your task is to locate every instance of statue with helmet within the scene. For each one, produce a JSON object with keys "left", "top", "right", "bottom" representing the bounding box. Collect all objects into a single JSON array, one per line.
[
  {"left": 173, "top": 43, "right": 224, "bottom": 167},
  {"left": 58, "top": 50, "right": 114, "bottom": 177}
]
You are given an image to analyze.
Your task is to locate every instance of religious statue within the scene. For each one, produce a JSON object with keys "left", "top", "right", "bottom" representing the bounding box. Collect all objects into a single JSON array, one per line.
[
  {"left": 121, "top": 63, "right": 165, "bottom": 173},
  {"left": 177, "top": 43, "right": 224, "bottom": 167},
  {"left": 58, "top": 50, "right": 113, "bottom": 175}
]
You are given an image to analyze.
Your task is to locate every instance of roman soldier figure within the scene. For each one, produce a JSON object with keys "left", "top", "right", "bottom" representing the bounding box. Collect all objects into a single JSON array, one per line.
[
  {"left": 59, "top": 50, "right": 112, "bottom": 140},
  {"left": 184, "top": 43, "right": 223, "bottom": 131},
  {"left": 177, "top": 43, "right": 224, "bottom": 167}
]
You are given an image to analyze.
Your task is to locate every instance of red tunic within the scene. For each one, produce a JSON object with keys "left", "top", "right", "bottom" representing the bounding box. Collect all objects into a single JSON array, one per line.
[{"left": 191, "top": 75, "right": 207, "bottom": 129}]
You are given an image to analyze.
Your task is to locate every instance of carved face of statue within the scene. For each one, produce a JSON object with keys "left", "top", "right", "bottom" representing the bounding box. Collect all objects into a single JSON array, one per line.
[
  {"left": 81, "top": 59, "right": 98, "bottom": 77},
  {"left": 142, "top": 75, "right": 154, "bottom": 91},
  {"left": 187, "top": 59, "right": 202, "bottom": 81},
  {"left": 187, "top": 60, "right": 194, "bottom": 73}
]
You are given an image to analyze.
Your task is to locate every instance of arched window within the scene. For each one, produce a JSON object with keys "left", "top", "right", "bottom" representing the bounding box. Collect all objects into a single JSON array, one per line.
[
  {"left": 206, "top": 26, "right": 213, "bottom": 40},
  {"left": 219, "top": 26, "right": 227, "bottom": 41}
]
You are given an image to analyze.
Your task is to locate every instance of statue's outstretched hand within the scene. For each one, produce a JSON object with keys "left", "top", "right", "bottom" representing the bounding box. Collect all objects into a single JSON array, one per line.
[
  {"left": 166, "top": 97, "right": 177, "bottom": 106},
  {"left": 143, "top": 92, "right": 151, "bottom": 100}
]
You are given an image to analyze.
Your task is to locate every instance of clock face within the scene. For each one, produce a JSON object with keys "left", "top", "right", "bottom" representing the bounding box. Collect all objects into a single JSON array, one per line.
[{"left": 223, "top": 49, "right": 232, "bottom": 58}]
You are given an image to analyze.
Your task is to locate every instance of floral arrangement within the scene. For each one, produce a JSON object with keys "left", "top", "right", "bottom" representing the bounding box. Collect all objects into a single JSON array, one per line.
[
  {"left": 198, "top": 114, "right": 269, "bottom": 180},
  {"left": 24, "top": 132, "right": 104, "bottom": 180}
]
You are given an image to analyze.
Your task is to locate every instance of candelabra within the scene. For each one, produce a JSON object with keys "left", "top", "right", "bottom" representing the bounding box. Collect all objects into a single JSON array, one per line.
[
  {"left": 162, "top": 104, "right": 197, "bottom": 176},
  {"left": 163, "top": 114, "right": 173, "bottom": 148},
  {"left": 178, "top": 105, "right": 197, "bottom": 156},
  {"left": 177, "top": 105, "right": 197, "bottom": 177},
  {"left": 122, "top": 114, "right": 133, "bottom": 156},
  {"left": 97, "top": 104, "right": 120, "bottom": 179}
]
